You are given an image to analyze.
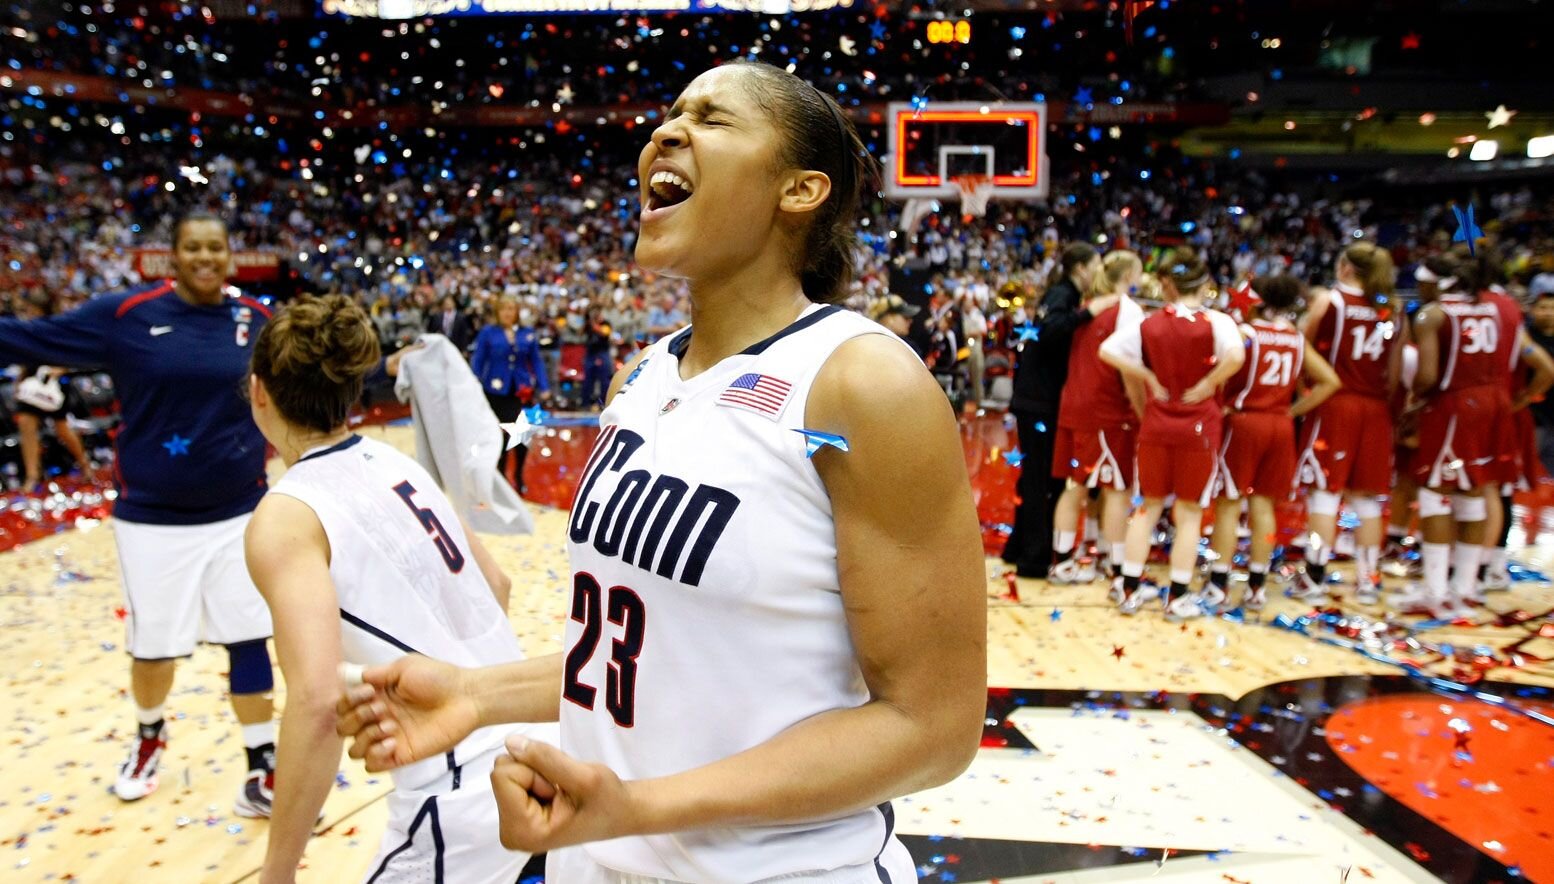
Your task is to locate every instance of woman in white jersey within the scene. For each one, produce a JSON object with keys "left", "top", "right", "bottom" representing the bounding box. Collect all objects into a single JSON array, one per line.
[
  {"left": 336, "top": 61, "right": 987, "bottom": 882},
  {"left": 244, "top": 295, "right": 541, "bottom": 884}
]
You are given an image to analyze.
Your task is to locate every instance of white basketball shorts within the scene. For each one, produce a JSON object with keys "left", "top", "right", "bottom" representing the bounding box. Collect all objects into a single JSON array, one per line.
[
  {"left": 545, "top": 836, "right": 918, "bottom": 883},
  {"left": 361, "top": 744, "right": 534, "bottom": 884},
  {"left": 112, "top": 512, "right": 272, "bottom": 659}
]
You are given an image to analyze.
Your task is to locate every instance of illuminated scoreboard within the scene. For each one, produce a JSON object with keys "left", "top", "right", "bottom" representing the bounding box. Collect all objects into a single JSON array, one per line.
[{"left": 925, "top": 19, "right": 972, "bottom": 45}]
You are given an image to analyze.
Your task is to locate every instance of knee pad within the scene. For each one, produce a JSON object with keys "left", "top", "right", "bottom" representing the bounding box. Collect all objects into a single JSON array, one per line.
[
  {"left": 1349, "top": 496, "right": 1383, "bottom": 520},
  {"left": 227, "top": 639, "right": 274, "bottom": 695},
  {"left": 1451, "top": 494, "right": 1487, "bottom": 523},
  {"left": 1417, "top": 488, "right": 1453, "bottom": 519},
  {"left": 1307, "top": 490, "right": 1341, "bottom": 517}
]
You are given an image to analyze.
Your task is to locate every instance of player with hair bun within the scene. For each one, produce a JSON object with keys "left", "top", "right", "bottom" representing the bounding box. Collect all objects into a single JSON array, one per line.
[
  {"left": 1100, "top": 248, "right": 1245, "bottom": 621},
  {"left": 245, "top": 294, "right": 543, "bottom": 884}
]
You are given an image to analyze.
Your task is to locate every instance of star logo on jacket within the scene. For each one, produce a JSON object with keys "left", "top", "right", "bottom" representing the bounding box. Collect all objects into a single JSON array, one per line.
[{"left": 162, "top": 434, "right": 191, "bottom": 457}]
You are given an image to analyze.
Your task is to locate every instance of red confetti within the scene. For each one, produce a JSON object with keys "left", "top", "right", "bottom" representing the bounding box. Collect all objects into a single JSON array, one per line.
[{"left": 1111, "top": 645, "right": 1126, "bottom": 661}]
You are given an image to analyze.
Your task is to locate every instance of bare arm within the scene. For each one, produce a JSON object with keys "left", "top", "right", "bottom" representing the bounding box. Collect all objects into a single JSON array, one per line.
[
  {"left": 1300, "top": 289, "right": 1331, "bottom": 345},
  {"left": 458, "top": 515, "right": 512, "bottom": 610},
  {"left": 491, "top": 335, "right": 987, "bottom": 853},
  {"left": 1291, "top": 341, "right": 1341, "bottom": 419},
  {"left": 1412, "top": 306, "right": 1444, "bottom": 397},
  {"left": 1181, "top": 334, "right": 1247, "bottom": 405},
  {"left": 247, "top": 495, "right": 343, "bottom": 884},
  {"left": 1099, "top": 347, "right": 1167, "bottom": 402},
  {"left": 1513, "top": 329, "right": 1554, "bottom": 412}
]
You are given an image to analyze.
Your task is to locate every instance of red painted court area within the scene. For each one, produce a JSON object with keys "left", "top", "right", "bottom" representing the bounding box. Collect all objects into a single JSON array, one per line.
[{"left": 1326, "top": 694, "right": 1554, "bottom": 881}]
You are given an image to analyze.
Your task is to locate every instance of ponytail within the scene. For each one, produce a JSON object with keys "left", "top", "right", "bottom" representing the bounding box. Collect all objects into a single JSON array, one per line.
[{"left": 1342, "top": 241, "right": 1396, "bottom": 309}]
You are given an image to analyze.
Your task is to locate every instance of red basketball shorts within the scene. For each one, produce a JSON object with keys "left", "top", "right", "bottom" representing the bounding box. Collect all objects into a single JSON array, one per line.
[
  {"left": 1217, "top": 410, "right": 1297, "bottom": 501},
  {"left": 1411, "top": 385, "right": 1515, "bottom": 491},
  {"left": 1296, "top": 392, "right": 1394, "bottom": 494},
  {"left": 1052, "top": 423, "right": 1137, "bottom": 491}
]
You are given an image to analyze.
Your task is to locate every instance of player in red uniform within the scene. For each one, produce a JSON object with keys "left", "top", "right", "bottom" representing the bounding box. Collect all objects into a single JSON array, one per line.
[
  {"left": 1208, "top": 276, "right": 1341, "bottom": 611},
  {"left": 1050, "top": 250, "right": 1143, "bottom": 587},
  {"left": 1294, "top": 242, "right": 1401, "bottom": 602},
  {"left": 1100, "top": 250, "right": 1245, "bottom": 620},
  {"left": 1469, "top": 255, "right": 1553, "bottom": 594},
  {"left": 1396, "top": 254, "right": 1522, "bottom": 618}
]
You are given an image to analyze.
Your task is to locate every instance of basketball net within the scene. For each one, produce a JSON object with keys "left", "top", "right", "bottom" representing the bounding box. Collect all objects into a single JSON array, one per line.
[{"left": 954, "top": 174, "right": 994, "bottom": 220}]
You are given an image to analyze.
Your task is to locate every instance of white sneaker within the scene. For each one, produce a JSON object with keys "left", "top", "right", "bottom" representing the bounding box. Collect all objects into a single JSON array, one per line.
[
  {"left": 1048, "top": 558, "right": 1098, "bottom": 585},
  {"left": 1356, "top": 577, "right": 1381, "bottom": 606},
  {"left": 113, "top": 726, "right": 166, "bottom": 802},
  {"left": 1390, "top": 584, "right": 1445, "bottom": 618},
  {"left": 1118, "top": 582, "right": 1159, "bottom": 616},
  {"left": 1199, "top": 584, "right": 1228, "bottom": 615},
  {"left": 1437, "top": 595, "right": 1477, "bottom": 622},
  {"left": 1164, "top": 592, "right": 1207, "bottom": 622},
  {"left": 1481, "top": 567, "right": 1511, "bottom": 593},
  {"left": 1244, "top": 587, "right": 1267, "bottom": 611},
  {"left": 1288, "top": 568, "right": 1330, "bottom": 601}
]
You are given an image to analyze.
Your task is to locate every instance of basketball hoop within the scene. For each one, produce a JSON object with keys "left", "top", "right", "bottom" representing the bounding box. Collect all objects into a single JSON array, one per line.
[{"left": 954, "top": 174, "right": 995, "bottom": 219}]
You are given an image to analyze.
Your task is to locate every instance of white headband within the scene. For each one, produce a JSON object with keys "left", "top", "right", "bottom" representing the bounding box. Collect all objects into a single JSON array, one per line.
[{"left": 1414, "top": 265, "right": 1458, "bottom": 290}]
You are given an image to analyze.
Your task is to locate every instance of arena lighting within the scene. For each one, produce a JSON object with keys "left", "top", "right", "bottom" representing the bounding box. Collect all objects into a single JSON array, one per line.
[
  {"left": 1528, "top": 134, "right": 1554, "bottom": 159},
  {"left": 1469, "top": 140, "right": 1498, "bottom": 161}
]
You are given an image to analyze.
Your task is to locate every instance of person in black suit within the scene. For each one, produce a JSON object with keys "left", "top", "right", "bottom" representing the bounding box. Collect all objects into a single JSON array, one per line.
[
  {"left": 1003, "top": 243, "right": 1105, "bottom": 577},
  {"left": 426, "top": 294, "right": 475, "bottom": 352}
]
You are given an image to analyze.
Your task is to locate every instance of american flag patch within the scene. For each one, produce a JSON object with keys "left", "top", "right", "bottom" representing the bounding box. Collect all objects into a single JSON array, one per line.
[{"left": 717, "top": 372, "right": 793, "bottom": 418}]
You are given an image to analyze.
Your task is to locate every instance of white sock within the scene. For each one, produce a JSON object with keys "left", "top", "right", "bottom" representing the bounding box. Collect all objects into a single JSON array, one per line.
[
  {"left": 1306, "top": 541, "right": 1331, "bottom": 567},
  {"left": 1488, "top": 547, "right": 1508, "bottom": 574},
  {"left": 1355, "top": 545, "right": 1379, "bottom": 588},
  {"left": 1169, "top": 568, "right": 1193, "bottom": 586},
  {"left": 241, "top": 720, "right": 277, "bottom": 749},
  {"left": 1122, "top": 561, "right": 1145, "bottom": 578},
  {"left": 1109, "top": 542, "right": 1124, "bottom": 568},
  {"left": 135, "top": 705, "right": 165, "bottom": 726},
  {"left": 1054, "top": 530, "right": 1077, "bottom": 555},
  {"left": 1451, "top": 542, "right": 1481, "bottom": 599},
  {"left": 1421, "top": 542, "right": 1451, "bottom": 599}
]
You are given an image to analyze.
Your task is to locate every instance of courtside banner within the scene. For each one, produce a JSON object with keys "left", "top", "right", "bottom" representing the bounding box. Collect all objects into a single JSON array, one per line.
[{"left": 134, "top": 250, "right": 281, "bottom": 283}]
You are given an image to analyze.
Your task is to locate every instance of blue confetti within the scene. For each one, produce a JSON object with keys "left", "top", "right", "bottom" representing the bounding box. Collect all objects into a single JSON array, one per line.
[
  {"left": 794, "top": 429, "right": 850, "bottom": 458},
  {"left": 1004, "top": 448, "right": 1026, "bottom": 466},
  {"left": 1452, "top": 204, "right": 1484, "bottom": 256}
]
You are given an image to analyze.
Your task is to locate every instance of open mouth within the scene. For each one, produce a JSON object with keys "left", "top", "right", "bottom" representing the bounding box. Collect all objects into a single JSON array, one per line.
[{"left": 645, "top": 170, "right": 694, "bottom": 212}]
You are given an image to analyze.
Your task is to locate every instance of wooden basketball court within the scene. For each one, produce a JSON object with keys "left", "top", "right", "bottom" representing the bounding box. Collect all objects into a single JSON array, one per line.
[{"left": 3, "top": 420, "right": 1551, "bottom": 883}]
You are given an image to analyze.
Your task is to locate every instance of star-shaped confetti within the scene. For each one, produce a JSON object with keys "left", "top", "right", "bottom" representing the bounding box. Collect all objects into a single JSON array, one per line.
[
  {"left": 1003, "top": 448, "right": 1025, "bottom": 467},
  {"left": 1015, "top": 323, "right": 1040, "bottom": 343},
  {"left": 794, "top": 429, "right": 849, "bottom": 458},
  {"left": 1452, "top": 204, "right": 1484, "bottom": 256},
  {"left": 1111, "top": 644, "right": 1126, "bottom": 660},
  {"left": 1401, "top": 32, "right": 1421, "bottom": 50},
  {"left": 499, "top": 414, "right": 535, "bottom": 450},
  {"left": 1049, "top": 608, "right": 1062, "bottom": 622},
  {"left": 523, "top": 405, "right": 550, "bottom": 426},
  {"left": 868, "top": 20, "right": 886, "bottom": 42},
  {"left": 162, "top": 434, "right": 191, "bottom": 457},
  {"left": 1485, "top": 104, "right": 1516, "bottom": 129},
  {"left": 556, "top": 83, "right": 575, "bottom": 104},
  {"left": 1075, "top": 87, "right": 1094, "bottom": 107},
  {"left": 839, "top": 35, "right": 857, "bottom": 56}
]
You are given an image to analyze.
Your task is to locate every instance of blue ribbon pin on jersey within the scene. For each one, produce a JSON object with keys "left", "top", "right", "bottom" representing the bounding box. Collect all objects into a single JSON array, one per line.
[
  {"left": 794, "top": 429, "right": 850, "bottom": 458},
  {"left": 1452, "top": 203, "right": 1483, "bottom": 256}
]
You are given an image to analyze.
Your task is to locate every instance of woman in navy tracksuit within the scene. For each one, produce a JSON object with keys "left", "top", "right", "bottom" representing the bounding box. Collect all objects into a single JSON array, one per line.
[{"left": 470, "top": 295, "right": 548, "bottom": 493}]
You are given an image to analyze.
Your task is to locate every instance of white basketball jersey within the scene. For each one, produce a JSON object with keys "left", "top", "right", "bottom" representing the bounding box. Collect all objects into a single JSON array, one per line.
[
  {"left": 563, "top": 304, "right": 914, "bottom": 882},
  {"left": 271, "top": 435, "right": 525, "bottom": 791}
]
